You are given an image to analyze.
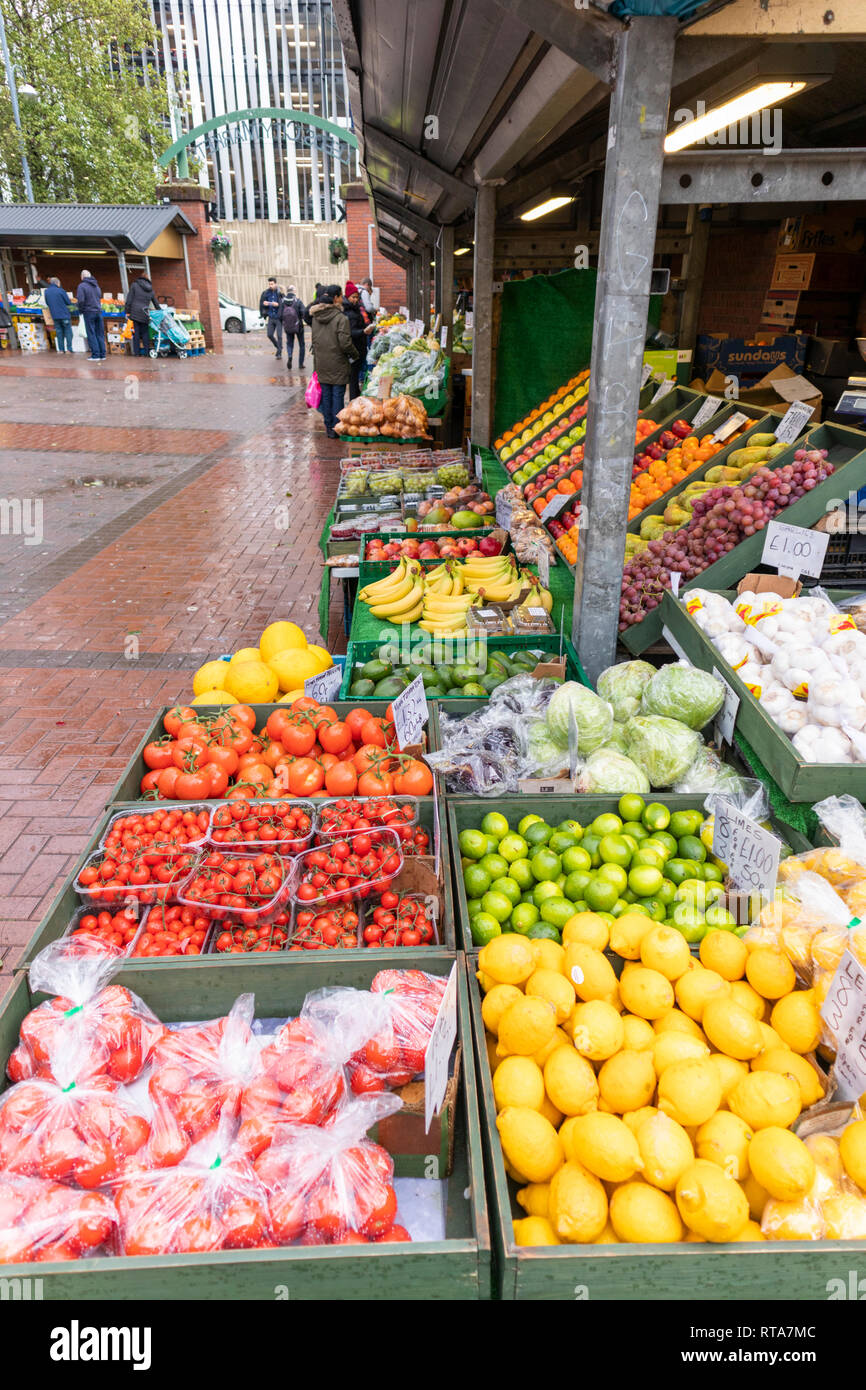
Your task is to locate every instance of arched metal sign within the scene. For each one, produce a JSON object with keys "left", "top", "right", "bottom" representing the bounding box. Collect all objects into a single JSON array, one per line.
[{"left": 160, "top": 107, "right": 358, "bottom": 174}]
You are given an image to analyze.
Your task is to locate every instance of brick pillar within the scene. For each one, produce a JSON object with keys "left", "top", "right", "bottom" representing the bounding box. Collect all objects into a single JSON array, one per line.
[
  {"left": 342, "top": 183, "right": 407, "bottom": 310},
  {"left": 154, "top": 180, "right": 223, "bottom": 354}
]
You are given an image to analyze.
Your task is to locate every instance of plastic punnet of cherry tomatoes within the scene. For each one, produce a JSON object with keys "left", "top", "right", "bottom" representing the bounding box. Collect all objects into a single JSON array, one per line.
[
  {"left": 0, "top": 1172, "right": 119, "bottom": 1264},
  {"left": 213, "top": 911, "right": 290, "bottom": 955},
  {"left": 210, "top": 799, "right": 313, "bottom": 852},
  {"left": 362, "top": 893, "right": 438, "bottom": 948},
  {"left": 7, "top": 939, "right": 165, "bottom": 1087},
  {"left": 289, "top": 904, "right": 361, "bottom": 951},
  {"left": 316, "top": 796, "right": 417, "bottom": 840},
  {"left": 75, "top": 846, "right": 199, "bottom": 908},
  {"left": 69, "top": 905, "right": 142, "bottom": 954},
  {"left": 255, "top": 1092, "right": 406, "bottom": 1246},
  {"left": 100, "top": 805, "right": 211, "bottom": 859},
  {"left": 178, "top": 849, "right": 291, "bottom": 923},
  {"left": 293, "top": 828, "right": 403, "bottom": 908},
  {"left": 131, "top": 902, "right": 215, "bottom": 958},
  {"left": 347, "top": 969, "right": 449, "bottom": 1094}
]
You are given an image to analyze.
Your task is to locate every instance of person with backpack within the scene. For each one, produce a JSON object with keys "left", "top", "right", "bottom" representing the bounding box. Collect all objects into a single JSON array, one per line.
[
  {"left": 279, "top": 285, "right": 306, "bottom": 370},
  {"left": 124, "top": 274, "right": 161, "bottom": 357},
  {"left": 259, "top": 277, "right": 284, "bottom": 357}
]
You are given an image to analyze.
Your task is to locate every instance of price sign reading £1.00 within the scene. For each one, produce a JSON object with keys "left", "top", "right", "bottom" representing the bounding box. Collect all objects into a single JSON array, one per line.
[
  {"left": 304, "top": 664, "right": 343, "bottom": 702},
  {"left": 712, "top": 803, "right": 779, "bottom": 898},
  {"left": 392, "top": 673, "right": 429, "bottom": 750},
  {"left": 761, "top": 520, "right": 829, "bottom": 581}
]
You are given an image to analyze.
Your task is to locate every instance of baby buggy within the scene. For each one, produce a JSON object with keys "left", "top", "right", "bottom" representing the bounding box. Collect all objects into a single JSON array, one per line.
[{"left": 148, "top": 305, "right": 191, "bottom": 358}]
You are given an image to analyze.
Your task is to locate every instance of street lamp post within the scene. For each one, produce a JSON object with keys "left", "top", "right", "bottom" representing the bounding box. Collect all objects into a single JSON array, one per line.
[{"left": 0, "top": 3, "right": 34, "bottom": 202}]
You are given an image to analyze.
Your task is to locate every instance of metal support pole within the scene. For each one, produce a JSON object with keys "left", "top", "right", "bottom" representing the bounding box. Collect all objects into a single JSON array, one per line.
[
  {"left": 572, "top": 16, "right": 677, "bottom": 683},
  {"left": 471, "top": 182, "right": 496, "bottom": 447},
  {"left": 678, "top": 205, "right": 710, "bottom": 359},
  {"left": 114, "top": 246, "right": 129, "bottom": 296},
  {"left": 0, "top": 4, "right": 33, "bottom": 202},
  {"left": 0, "top": 252, "right": 18, "bottom": 350},
  {"left": 440, "top": 224, "right": 454, "bottom": 354},
  {"left": 419, "top": 247, "right": 432, "bottom": 330}
]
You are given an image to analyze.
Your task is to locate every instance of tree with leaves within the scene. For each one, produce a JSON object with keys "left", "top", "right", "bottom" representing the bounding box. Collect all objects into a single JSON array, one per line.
[{"left": 0, "top": 0, "right": 170, "bottom": 203}]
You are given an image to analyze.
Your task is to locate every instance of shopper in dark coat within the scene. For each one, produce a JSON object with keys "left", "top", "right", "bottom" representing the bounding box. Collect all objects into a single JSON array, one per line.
[
  {"left": 342, "top": 281, "right": 374, "bottom": 399},
  {"left": 279, "top": 285, "right": 307, "bottom": 370},
  {"left": 124, "top": 275, "right": 161, "bottom": 357},
  {"left": 308, "top": 287, "right": 358, "bottom": 438},
  {"left": 44, "top": 278, "right": 73, "bottom": 353},
  {"left": 76, "top": 270, "right": 105, "bottom": 361},
  {"left": 259, "top": 277, "right": 284, "bottom": 357}
]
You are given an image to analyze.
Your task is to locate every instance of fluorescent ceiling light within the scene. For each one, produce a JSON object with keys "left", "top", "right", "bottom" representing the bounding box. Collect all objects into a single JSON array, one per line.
[
  {"left": 520, "top": 194, "right": 573, "bottom": 222},
  {"left": 454, "top": 246, "right": 471, "bottom": 256},
  {"left": 665, "top": 81, "right": 806, "bottom": 153}
]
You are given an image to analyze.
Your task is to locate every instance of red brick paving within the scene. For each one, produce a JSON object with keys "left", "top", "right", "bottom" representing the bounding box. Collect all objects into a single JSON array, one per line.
[{"left": 0, "top": 356, "right": 346, "bottom": 996}]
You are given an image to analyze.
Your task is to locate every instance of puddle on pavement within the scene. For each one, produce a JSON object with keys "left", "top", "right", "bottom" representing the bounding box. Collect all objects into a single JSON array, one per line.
[{"left": 74, "top": 476, "right": 155, "bottom": 489}]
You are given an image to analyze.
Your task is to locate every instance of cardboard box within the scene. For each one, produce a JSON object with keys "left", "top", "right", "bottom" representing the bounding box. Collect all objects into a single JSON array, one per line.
[
  {"left": 701, "top": 363, "right": 822, "bottom": 420},
  {"left": 736, "top": 573, "right": 802, "bottom": 599},
  {"left": 779, "top": 213, "right": 866, "bottom": 255},
  {"left": 694, "top": 333, "right": 807, "bottom": 383},
  {"left": 771, "top": 253, "right": 866, "bottom": 294},
  {"left": 806, "top": 337, "right": 865, "bottom": 377}
]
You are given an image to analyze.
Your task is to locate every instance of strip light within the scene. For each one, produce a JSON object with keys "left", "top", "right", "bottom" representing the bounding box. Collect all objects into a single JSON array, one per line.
[
  {"left": 664, "top": 81, "right": 806, "bottom": 153},
  {"left": 519, "top": 195, "right": 573, "bottom": 223}
]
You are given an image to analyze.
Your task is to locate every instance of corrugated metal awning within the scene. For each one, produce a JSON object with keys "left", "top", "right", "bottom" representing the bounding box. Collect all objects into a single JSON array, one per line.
[{"left": 0, "top": 203, "right": 197, "bottom": 250}]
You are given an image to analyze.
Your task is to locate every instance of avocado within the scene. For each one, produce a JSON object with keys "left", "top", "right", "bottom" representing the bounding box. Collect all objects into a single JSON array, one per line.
[
  {"left": 437, "top": 664, "right": 454, "bottom": 687},
  {"left": 372, "top": 674, "right": 409, "bottom": 698},
  {"left": 487, "top": 657, "right": 510, "bottom": 678},
  {"left": 462, "top": 682, "right": 487, "bottom": 697},
  {"left": 404, "top": 662, "right": 425, "bottom": 680},
  {"left": 452, "top": 662, "right": 484, "bottom": 685},
  {"left": 350, "top": 678, "right": 376, "bottom": 697},
  {"left": 360, "top": 659, "right": 392, "bottom": 682},
  {"left": 488, "top": 650, "right": 515, "bottom": 674},
  {"left": 421, "top": 668, "right": 444, "bottom": 690},
  {"left": 481, "top": 673, "right": 506, "bottom": 693}
]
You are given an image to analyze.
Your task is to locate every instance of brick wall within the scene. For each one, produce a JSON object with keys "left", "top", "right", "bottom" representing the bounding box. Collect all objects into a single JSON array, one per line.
[
  {"left": 696, "top": 223, "right": 781, "bottom": 339},
  {"left": 156, "top": 183, "right": 223, "bottom": 354},
  {"left": 343, "top": 184, "right": 407, "bottom": 310}
]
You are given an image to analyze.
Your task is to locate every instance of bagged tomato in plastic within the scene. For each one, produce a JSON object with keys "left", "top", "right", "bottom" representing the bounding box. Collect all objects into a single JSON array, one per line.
[
  {"left": 347, "top": 969, "right": 449, "bottom": 1094},
  {"left": 0, "top": 1171, "right": 118, "bottom": 1264},
  {"left": 237, "top": 988, "right": 388, "bottom": 1158},
  {"left": 7, "top": 939, "right": 164, "bottom": 1087},
  {"left": 115, "top": 1124, "right": 272, "bottom": 1255},
  {"left": 146, "top": 993, "right": 260, "bottom": 1167},
  {"left": 255, "top": 1093, "right": 406, "bottom": 1245}
]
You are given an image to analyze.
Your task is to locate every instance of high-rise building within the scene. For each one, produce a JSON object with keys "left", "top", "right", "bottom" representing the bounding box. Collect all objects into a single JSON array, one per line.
[{"left": 150, "top": 0, "right": 358, "bottom": 222}]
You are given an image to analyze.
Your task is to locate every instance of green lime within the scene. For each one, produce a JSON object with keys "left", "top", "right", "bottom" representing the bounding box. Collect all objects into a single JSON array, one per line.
[
  {"left": 636, "top": 896, "right": 667, "bottom": 922},
  {"left": 597, "top": 862, "right": 628, "bottom": 896},
  {"left": 671, "top": 900, "right": 706, "bottom": 928},
  {"left": 581, "top": 833, "right": 601, "bottom": 868},
  {"left": 471, "top": 912, "right": 502, "bottom": 947},
  {"left": 621, "top": 887, "right": 637, "bottom": 904},
  {"left": 561, "top": 845, "right": 592, "bottom": 874},
  {"left": 564, "top": 869, "right": 592, "bottom": 902},
  {"left": 618, "top": 793, "right": 646, "bottom": 823},
  {"left": 463, "top": 864, "right": 492, "bottom": 899},
  {"left": 628, "top": 865, "right": 664, "bottom": 897},
  {"left": 678, "top": 835, "right": 707, "bottom": 863},
  {"left": 632, "top": 847, "right": 665, "bottom": 869},
  {"left": 671, "top": 917, "right": 705, "bottom": 944},
  {"left": 528, "top": 923, "right": 561, "bottom": 943},
  {"left": 511, "top": 902, "right": 540, "bottom": 935},
  {"left": 643, "top": 802, "right": 671, "bottom": 831},
  {"left": 518, "top": 814, "right": 544, "bottom": 836},
  {"left": 499, "top": 833, "right": 529, "bottom": 863},
  {"left": 458, "top": 828, "right": 487, "bottom": 860},
  {"left": 481, "top": 811, "right": 510, "bottom": 840},
  {"left": 467, "top": 898, "right": 483, "bottom": 917},
  {"left": 481, "top": 890, "right": 513, "bottom": 924},
  {"left": 642, "top": 838, "right": 673, "bottom": 862},
  {"left": 625, "top": 902, "right": 651, "bottom": 918},
  {"left": 555, "top": 819, "right": 583, "bottom": 839},
  {"left": 651, "top": 830, "right": 678, "bottom": 857},
  {"left": 656, "top": 879, "right": 677, "bottom": 905},
  {"left": 591, "top": 813, "right": 623, "bottom": 837},
  {"left": 702, "top": 862, "right": 724, "bottom": 884},
  {"left": 524, "top": 821, "right": 554, "bottom": 849},
  {"left": 584, "top": 878, "right": 620, "bottom": 913},
  {"left": 611, "top": 898, "right": 634, "bottom": 918},
  {"left": 549, "top": 831, "right": 580, "bottom": 855},
  {"left": 530, "top": 847, "right": 561, "bottom": 882},
  {"left": 479, "top": 853, "right": 509, "bottom": 881},
  {"left": 599, "top": 833, "right": 633, "bottom": 868},
  {"left": 663, "top": 859, "right": 692, "bottom": 886},
  {"left": 490, "top": 876, "right": 522, "bottom": 907},
  {"left": 570, "top": 900, "right": 588, "bottom": 914},
  {"left": 483, "top": 836, "right": 500, "bottom": 856},
  {"left": 508, "top": 858, "right": 535, "bottom": 891},
  {"left": 620, "top": 834, "right": 639, "bottom": 856},
  {"left": 621, "top": 822, "right": 650, "bottom": 842},
  {"left": 533, "top": 881, "right": 563, "bottom": 908},
  {"left": 669, "top": 810, "right": 703, "bottom": 839},
  {"left": 705, "top": 902, "right": 737, "bottom": 929},
  {"left": 540, "top": 897, "right": 576, "bottom": 929}
]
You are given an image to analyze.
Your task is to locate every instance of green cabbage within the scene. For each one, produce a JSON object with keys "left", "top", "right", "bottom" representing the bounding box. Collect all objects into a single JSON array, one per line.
[
  {"left": 641, "top": 662, "right": 725, "bottom": 730},
  {"left": 600, "top": 725, "right": 629, "bottom": 755},
  {"left": 546, "top": 683, "right": 613, "bottom": 754},
  {"left": 577, "top": 750, "right": 650, "bottom": 794},
  {"left": 525, "top": 723, "right": 569, "bottom": 776},
  {"left": 597, "top": 660, "right": 656, "bottom": 723},
  {"left": 624, "top": 716, "right": 702, "bottom": 788}
]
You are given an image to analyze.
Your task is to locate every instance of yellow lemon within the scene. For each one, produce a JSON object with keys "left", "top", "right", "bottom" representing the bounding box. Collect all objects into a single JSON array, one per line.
[
  {"left": 610, "top": 1182, "right": 683, "bottom": 1243},
  {"left": 805, "top": 1134, "right": 843, "bottom": 1195},
  {"left": 729, "top": 1220, "right": 766, "bottom": 1242},
  {"left": 539, "top": 1093, "right": 564, "bottom": 1129},
  {"left": 571, "top": 1000, "right": 625, "bottom": 1061},
  {"left": 530, "top": 939, "right": 566, "bottom": 973},
  {"left": 597, "top": 1050, "right": 656, "bottom": 1114},
  {"left": 525, "top": 968, "right": 576, "bottom": 1024},
  {"left": 822, "top": 1193, "right": 866, "bottom": 1240},
  {"left": 658, "top": 1058, "right": 722, "bottom": 1127},
  {"left": 652, "top": 1031, "right": 710, "bottom": 1075},
  {"left": 277, "top": 689, "right": 306, "bottom": 704},
  {"left": 728, "top": 979, "right": 766, "bottom": 1021},
  {"left": 728, "top": 1072, "right": 801, "bottom": 1131},
  {"left": 481, "top": 984, "right": 525, "bottom": 1037},
  {"left": 619, "top": 964, "right": 675, "bottom": 1021},
  {"left": 562, "top": 912, "right": 609, "bottom": 951},
  {"left": 769, "top": 991, "right": 822, "bottom": 1054},
  {"left": 477, "top": 972, "right": 497, "bottom": 994},
  {"left": 756, "top": 1022, "right": 787, "bottom": 1052},
  {"left": 563, "top": 943, "right": 618, "bottom": 1002},
  {"left": 700, "top": 930, "right": 748, "bottom": 981},
  {"left": 224, "top": 659, "right": 279, "bottom": 703},
  {"left": 676, "top": 1160, "right": 749, "bottom": 1242},
  {"left": 751, "top": 1049, "right": 825, "bottom": 1108},
  {"left": 609, "top": 911, "right": 654, "bottom": 960},
  {"left": 478, "top": 935, "right": 535, "bottom": 986},
  {"left": 493, "top": 1056, "right": 545, "bottom": 1112},
  {"left": 543, "top": 1047, "right": 599, "bottom": 1117},
  {"left": 653, "top": 1009, "right": 705, "bottom": 1042},
  {"left": 592, "top": 1221, "right": 621, "bottom": 1244},
  {"left": 748, "top": 1127, "right": 815, "bottom": 1202},
  {"left": 485, "top": 1033, "right": 500, "bottom": 1075},
  {"left": 305, "top": 644, "right": 334, "bottom": 673},
  {"left": 695, "top": 1112, "right": 754, "bottom": 1180},
  {"left": 621, "top": 1015, "right": 656, "bottom": 1051},
  {"left": 267, "top": 648, "right": 323, "bottom": 692},
  {"left": 566, "top": 1113, "right": 643, "bottom": 1183},
  {"left": 746, "top": 946, "right": 796, "bottom": 1000},
  {"left": 761, "top": 1197, "right": 824, "bottom": 1240},
  {"left": 640, "top": 925, "right": 691, "bottom": 981},
  {"left": 259, "top": 620, "right": 307, "bottom": 663},
  {"left": 709, "top": 1053, "right": 750, "bottom": 1103},
  {"left": 191, "top": 689, "right": 235, "bottom": 706},
  {"left": 192, "top": 658, "right": 233, "bottom": 695},
  {"left": 675, "top": 967, "right": 731, "bottom": 1022},
  {"left": 548, "top": 1160, "right": 608, "bottom": 1243},
  {"left": 623, "top": 1105, "right": 658, "bottom": 1137},
  {"left": 497, "top": 996, "right": 557, "bottom": 1057},
  {"left": 533, "top": 1026, "right": 573, "bottom": 1068},
  {"left": 516, "top": 1182, "right": 550, "bottom": 1218},
  {"left": 840, "top": 1120, "right": 866, "bottom": 1192},
  {"left": 637, "top": 1111, "right": 694, "bottom": 1192},
  {"left": 229, "top": 647, "right": 262, "bottom": 665},
  {"left": 513, "top": 1216, "right": 560, "bottom": 1246},
  {"left": 496, "top": 1107, "right": 564, "bottom": 1183},
  {"left": 741, "top": 1170, "right": 771, "bottom": 1222},
  {"left": 701, "top": 998, "right": 764, "bottom": 1061}
]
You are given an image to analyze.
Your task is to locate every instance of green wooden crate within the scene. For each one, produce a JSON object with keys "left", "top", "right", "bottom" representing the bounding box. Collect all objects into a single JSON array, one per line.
[
  {"left": 622, "top": 419, "right": 866, "bottom": 655},
  {"left": 342, "top": 634, "right": 588, "bottom": 701},
  {"left": 464, "top": 957, "right": 866, "bottom": 1299},
  {"left": 660, "top": 588, "right": 866, "bottom": 802},
  {"left": 0, "top": 953, "right": 492, "bottom": 1300},
  {"left": 495, "top": 379, "right": 590, "bottom": 464}
]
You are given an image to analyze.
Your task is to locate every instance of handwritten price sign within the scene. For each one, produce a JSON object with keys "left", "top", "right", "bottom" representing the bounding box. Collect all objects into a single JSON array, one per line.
[
  {"left": 712, "top": 803, "right": 779, "bottom": 897},
  {"left": 762, "top": 520, "right": 829, "bottom": 581},
  {"left": 392, "top": 673, "right": 428, "bottom": 750},
  {"left": 304, "top": 664, "right": 342, "bottom": 702},
  {"left": 820, "top": 948, "right": 866, "bottom": 1100}
]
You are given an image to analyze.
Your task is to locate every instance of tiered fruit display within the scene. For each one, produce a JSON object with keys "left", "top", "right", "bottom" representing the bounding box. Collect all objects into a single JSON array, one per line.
[
  {"left": 192, "top": 621, "right": 335, "bottom": 706},
  {"left": 458, "top": 797, "right": 737, "bottom": 949},
  {"left": 476, "top": 919, "right": 847, "bottom": 1246},
  {"left": 507, "top": 407, "right": 588, "bottom": 485},
  {"left": 619, "top": 452, "right": 835, "bottom": 632},
  {"left": 523, "top": 416, "right": 658, "bottom": 504},
  {"left": 363, "top": 534, "right": 504, "bottom": 563},
  {"left": 495, "top": 372, "right": 589, "bottom": 464},
  {"left": 349, "top": 644, "right": 556, "bottom": 700},
  {"left": 415, "top": 485, "right": 495, "bottom": 526},
  {"left": 357, "top": 554, "right": 552, "bottom": 635}
]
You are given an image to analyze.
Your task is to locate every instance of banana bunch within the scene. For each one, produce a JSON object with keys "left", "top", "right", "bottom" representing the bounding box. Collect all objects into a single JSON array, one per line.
[
  {"left": 423, "top": 560, "right": 465, "bottom": 597},
  {"left": 461, "top": 555, "right": 526, "bottom": 604},
  {"left": 359, "top": 557, "right": 425, "bottom": 622},
  {"left": 518, "top": 569, "right": 554, "bottom": 613}
]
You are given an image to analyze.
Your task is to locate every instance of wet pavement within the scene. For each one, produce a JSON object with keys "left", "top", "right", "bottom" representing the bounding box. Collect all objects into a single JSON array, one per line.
[{"left": 0, "top": 335, "right": 346, "bottom": 990}]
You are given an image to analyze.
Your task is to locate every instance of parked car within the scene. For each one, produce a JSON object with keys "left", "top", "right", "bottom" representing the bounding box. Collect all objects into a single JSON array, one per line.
[{"left": 219, "top": 293, "right": 265, "bottom": 333}]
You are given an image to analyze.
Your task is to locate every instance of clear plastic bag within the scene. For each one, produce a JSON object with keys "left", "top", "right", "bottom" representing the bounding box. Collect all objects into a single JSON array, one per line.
[
  {"left": 347, "top": 968, "right": 448, "bottom": 1094},
  {"left": 623, "top": 715, "right": 702, "bottom": 788},
  {"left": 745, "top": 870, "right": 854, "bottom": 989},
  {"left": 7, "top": 938, "right": 165, "bottom": 1087},
  {"left": 704, "top": 779, "right": 770, "bottom": 824},
  {"left": 673, "top": 747, "right": 748, "bottom": 798},
  {"left": 640, "top": 662, "right": 725, "bottom": 730},
  {"left": 254, "top": 1093, "right": 406, "bottom": 1245},
  {"left": 0, "top": 1172, "right": 118, "bottom": 1263}
]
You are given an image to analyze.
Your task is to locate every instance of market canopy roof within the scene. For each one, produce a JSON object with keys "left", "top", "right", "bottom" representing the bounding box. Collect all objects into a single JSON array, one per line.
[{"left": 0, "top": 203, "right": 197, "bottom": 251}]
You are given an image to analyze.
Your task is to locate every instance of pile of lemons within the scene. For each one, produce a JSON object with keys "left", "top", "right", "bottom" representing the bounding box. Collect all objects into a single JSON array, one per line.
[
  {"left": 190, "top": 622, "right": 335, "bottom": 707},
  {"left": 478, "top": 910, "right": 866, "bottom": 1246}
]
